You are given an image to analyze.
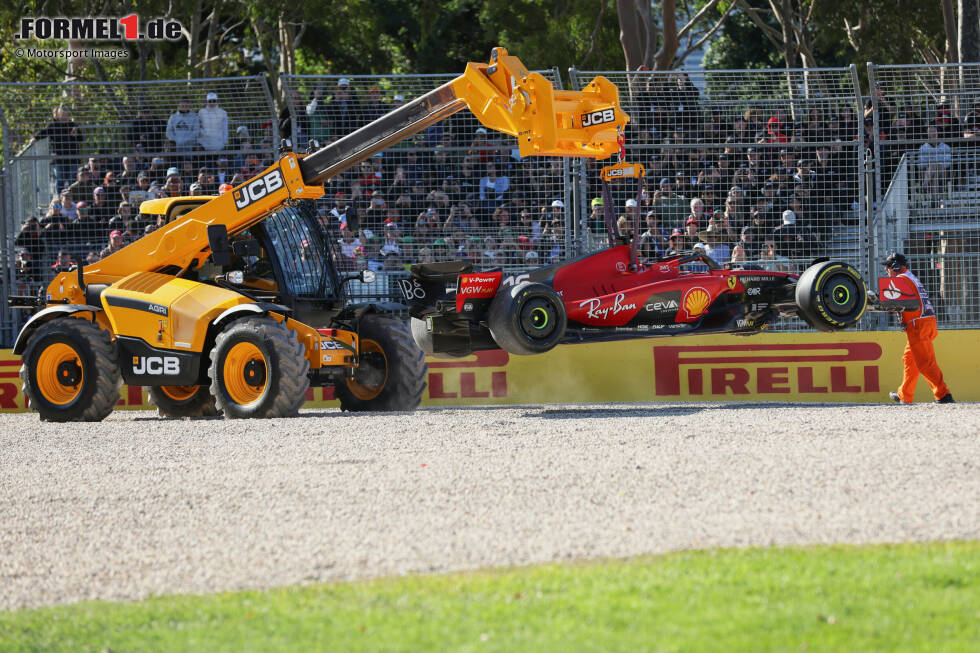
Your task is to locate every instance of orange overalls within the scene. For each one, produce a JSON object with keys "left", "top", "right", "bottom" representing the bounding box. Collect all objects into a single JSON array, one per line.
[{"left": 895, "top": 271, "right": 950, "bottom": 403}]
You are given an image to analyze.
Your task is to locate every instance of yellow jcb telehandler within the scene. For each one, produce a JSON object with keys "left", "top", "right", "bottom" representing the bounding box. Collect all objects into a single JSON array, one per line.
[{"left": 8, "top": 48, "right": 629, "bottom": 421}]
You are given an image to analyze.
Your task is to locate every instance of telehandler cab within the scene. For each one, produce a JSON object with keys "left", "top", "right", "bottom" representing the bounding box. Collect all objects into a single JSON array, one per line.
[{"left": 9, "top": 48, "right": 629, "bottom": 421}]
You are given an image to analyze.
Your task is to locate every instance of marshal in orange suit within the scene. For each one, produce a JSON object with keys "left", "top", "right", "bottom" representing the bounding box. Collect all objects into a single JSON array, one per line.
[{"left": 882, "top": 253, "right": 954, "bottom": 404}]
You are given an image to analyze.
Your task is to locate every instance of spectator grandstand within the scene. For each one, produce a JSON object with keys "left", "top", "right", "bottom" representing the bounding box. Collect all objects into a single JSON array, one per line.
[{"left": 3, "top": 63, "right": 980, "bottom": 345}]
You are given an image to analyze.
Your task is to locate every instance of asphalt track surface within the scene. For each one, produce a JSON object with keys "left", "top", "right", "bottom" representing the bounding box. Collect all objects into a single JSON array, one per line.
[{"left": 1, "top": 402, "right": 978, "bottom": 610}]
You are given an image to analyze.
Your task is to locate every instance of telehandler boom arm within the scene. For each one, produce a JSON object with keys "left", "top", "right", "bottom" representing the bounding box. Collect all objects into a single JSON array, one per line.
[{"left": 47, "top": 47, "right": 629, "bottom": 302}]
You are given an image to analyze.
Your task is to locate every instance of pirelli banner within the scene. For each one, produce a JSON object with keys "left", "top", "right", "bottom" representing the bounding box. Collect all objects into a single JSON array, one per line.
[{"left": 0, "top": 331, "right": 977, "bottom": 412}]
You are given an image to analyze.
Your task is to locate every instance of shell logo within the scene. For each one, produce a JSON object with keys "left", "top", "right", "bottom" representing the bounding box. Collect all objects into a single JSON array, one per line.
[{"left": 682, "top": 287, "right": 711, "bottom": 318}]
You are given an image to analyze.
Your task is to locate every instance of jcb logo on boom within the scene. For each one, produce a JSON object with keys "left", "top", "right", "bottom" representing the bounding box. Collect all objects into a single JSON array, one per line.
[
  {"left": 581, "top": 108, "right": 615, "bottom": 127},
  {"left": 233, "top": 170, "right": 284, "bottom": 210},
  {"left": 132, "top": 356, "right": 180, "bottom": 376}
]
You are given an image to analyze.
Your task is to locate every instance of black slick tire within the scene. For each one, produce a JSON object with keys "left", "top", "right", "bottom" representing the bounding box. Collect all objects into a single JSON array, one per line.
[
  {"left": 148, "top": 385, "right": 219, "bottom": 418},
  {"left": 795, "top": 261, "right": 867, "bottom": 331},
  {"left": 336, "top": 314, "right": 427, "bottom": 411},
  {"left": 487, "top": 282, "right": 566, "bottom": 355},
  {"left": 208, "top": 316, "right": 309, "bottom": 419},
  {"left": 20, "top": 318, "right": 122, "bottom": 422}
]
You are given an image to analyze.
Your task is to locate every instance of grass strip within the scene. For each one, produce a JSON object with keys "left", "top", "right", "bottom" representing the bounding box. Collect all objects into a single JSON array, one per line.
[{"left": 2, "top": 541, "right": 978, "bottom": 652}]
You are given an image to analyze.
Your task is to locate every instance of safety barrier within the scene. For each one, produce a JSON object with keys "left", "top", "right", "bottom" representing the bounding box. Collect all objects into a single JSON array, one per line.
[
  {"left": 5, "top": 64, "right": 980, "bottom": 348},
  {"left": 2, "top": 331, "right": 976, "bottom": 412}
]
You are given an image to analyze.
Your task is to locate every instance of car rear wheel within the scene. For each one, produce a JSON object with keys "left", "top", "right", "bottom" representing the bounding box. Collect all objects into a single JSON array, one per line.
[
  {"left": 795, "top": 261, "right": 867, "bottom": 331},
  {"left": 488, "top": 282, "right": 566, "bottom": 355}
]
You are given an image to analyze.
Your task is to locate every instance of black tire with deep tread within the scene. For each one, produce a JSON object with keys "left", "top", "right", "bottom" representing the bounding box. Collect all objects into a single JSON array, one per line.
[
  {"left": 487, "top": 281, "right": 567, "bottom": 355},
  {"left": 148, "top": 385, "right": 219, "bottom": 418},
  {"left": 410, "top": 317, "right": 470, "bottom": 359},
  {"left": 336, "top": 314, "right": 427, "bottom": 412},
  {"left": 208, "top": 316, "right": 310, "bottom": 419},
  {"left": 20, "top": 318, "right": 122, "bottom": 422},
  {"left": 795, "top": 261, "right": 867, "bottom": 332}
]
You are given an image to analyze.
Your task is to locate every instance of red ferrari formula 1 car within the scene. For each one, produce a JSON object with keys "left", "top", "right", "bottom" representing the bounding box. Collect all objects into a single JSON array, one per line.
[
  {"left": 401, "top": 161, "right": 913, "bottom": 358},
  {"left": 402, "top": 246, "right": 874, "bottom": 357}
]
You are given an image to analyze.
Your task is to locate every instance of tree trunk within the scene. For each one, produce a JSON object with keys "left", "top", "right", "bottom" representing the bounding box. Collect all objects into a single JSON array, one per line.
[
  {"left": 616, "top": 0, "right": 652, "bottom": 71},
  {"left": 958, "top": 0, "right": 980, "bottom": 61},
  {"left": 654, "top": 0, "right": 678, "bottom": 70}
]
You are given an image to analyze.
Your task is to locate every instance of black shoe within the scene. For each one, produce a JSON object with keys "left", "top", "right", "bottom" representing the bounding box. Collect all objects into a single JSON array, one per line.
[
  {"left": 888, "top": 391, "right": 903, "bottom": 404},
  {"left": 936, "top": 394, "right": 955, "bottom": 404}
]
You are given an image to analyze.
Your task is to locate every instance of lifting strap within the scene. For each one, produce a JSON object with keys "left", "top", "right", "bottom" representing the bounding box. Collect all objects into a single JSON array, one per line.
[{"left": 599, "top": 160, "right": 645, "bottom": 270}]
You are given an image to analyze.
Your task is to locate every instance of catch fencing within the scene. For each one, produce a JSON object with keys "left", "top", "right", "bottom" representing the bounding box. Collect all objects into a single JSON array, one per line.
[
  {"left": 2, "top": 63, "right": 980, "bottom": 347},
  {"left": 869, "top": 63, "right": 980, "bottom": 327}
]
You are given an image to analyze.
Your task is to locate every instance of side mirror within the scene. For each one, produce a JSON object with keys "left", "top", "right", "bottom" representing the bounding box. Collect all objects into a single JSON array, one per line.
[
  {"left": 232, "top": 239, "right": 261, "bottom": 257},
  {"left": 207, "top": 224, "right": 232, "bottom": 266}
]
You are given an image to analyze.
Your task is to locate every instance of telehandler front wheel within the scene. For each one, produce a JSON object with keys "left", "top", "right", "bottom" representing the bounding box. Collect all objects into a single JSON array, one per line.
[
  {"left": 208, "top": 317, "right": 310, "bottom": 419},
  {"left": 335, "top": 314, "right": 427, "bottom": 412},
  {"left": 20, "top": 318, "right": 122, "bottom": 422},
  {"left": 148, "top": 385, "right": 219, "bottom": 418}
]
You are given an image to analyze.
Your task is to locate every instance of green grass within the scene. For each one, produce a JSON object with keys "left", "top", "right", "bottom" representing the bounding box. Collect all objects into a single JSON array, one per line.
[{"left": 2, "top": 542, "right": 978, "bottom": 652}]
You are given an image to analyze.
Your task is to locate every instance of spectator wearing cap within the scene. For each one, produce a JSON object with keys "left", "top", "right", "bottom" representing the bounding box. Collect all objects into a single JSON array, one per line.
[
  {"left": 320, "top": 78, "right": 361, "bottom": 141},
  {"left": 772, "top": 209, "right": 816, "bottom": 262},
  {"left": 129, "top": 105, "right": 166, "bottom": 155},
  {"left": 637, "top": 211, "right": 667, "bottom": 261},
  {"left": 684, "top": 215, "right": 700, "bottom": 243},
  {"left": 16, "top": 249, "right": 41, "bottom": 286},
  {"left": 666, "top": 228, "right": 687, "bottom": 255},
  {"left": 587, "top": 197, "right": 605, "bottom": 233},
  {"left": 90, "top": 186, "right": 113, "bottom": 222},
  {"left": 163, "top": 171, "right": 183, "bottom": 198},
  {"left": 230, "top": 126, "right": 253, "bottom": 171},
  {"left": 99, "top": 229, "right": 126, "bottom": 259},
  {"left": 198, "top": 92, "right": 229, "bottom": 156},
  {"left": 215, "top": 156, "right": 232, "bottom": 185},
  {"left": 767, "top": 112, "right": 789, "bottom": 144},
  {"left": 67, "top": 166, "right": 95, "bottom": 204},
  {"left": 128, "top": 173, "right": 156, "bottom": 208},
  {"left": 147, "top": 156, "right": 168, "bottom": 185},
  {"left": 469, "top": 127, "right": 492, "bottom": 163},
  {"left": 167, "top": 98, "right": 200, "bottom": 154}
]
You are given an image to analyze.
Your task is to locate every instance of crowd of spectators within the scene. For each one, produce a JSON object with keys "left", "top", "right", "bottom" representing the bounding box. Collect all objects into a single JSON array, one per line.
[{"left": 16, "top": 74, "right": 978, "bottom": 290}]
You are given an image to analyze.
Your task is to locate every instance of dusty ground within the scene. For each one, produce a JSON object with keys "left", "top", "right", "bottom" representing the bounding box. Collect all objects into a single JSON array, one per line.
[{"left": 1, "top": 402, "right": 978, "bottom": 610}]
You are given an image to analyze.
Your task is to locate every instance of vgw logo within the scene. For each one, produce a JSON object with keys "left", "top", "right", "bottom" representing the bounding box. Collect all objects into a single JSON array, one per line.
[
  {"left": 234, "top": 170, "right": 284, "bottom": 210},
  {"left": 581, "top": 108, "right": 616, "bottom": 127},
  {"left": 132, "top": 356, "right": 180, "bottom": 376}
]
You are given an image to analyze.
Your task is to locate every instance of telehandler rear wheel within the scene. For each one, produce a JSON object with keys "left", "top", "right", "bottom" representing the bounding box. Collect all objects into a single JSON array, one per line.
[
  {"left": 20, "top": 318, "right": 122, "bottom": 422},
  {"left": 148, "top": 385, "right": 219, "bottom": 418},
  {"left": 208, "top": 317, "right": 309, "bottom": 419},
  {"left": 335, "top": 314, "right": 427, "bottom": 411}
]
